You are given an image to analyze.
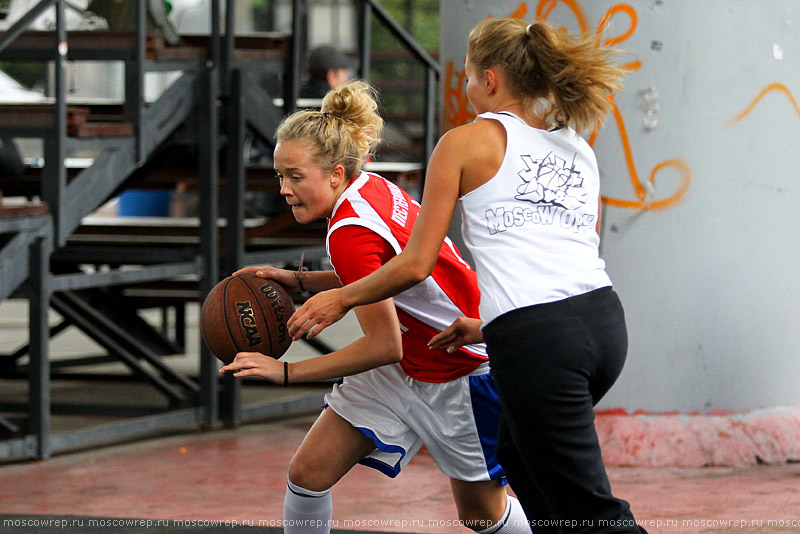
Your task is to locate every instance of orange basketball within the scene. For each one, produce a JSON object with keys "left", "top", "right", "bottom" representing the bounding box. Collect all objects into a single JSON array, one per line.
[{"left": 200, "top": 273, "right": 294, "bottom": 364}]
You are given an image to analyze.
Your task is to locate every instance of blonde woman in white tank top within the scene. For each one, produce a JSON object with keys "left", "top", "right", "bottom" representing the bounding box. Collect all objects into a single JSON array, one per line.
[{"left": 288, "top": 18, "right": 646, "bottom": 533}]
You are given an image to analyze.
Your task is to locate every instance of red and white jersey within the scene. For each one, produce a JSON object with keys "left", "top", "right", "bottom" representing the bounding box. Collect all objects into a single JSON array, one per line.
[{"left": 327, "top": 172, "right": 488, "bottom": 383}]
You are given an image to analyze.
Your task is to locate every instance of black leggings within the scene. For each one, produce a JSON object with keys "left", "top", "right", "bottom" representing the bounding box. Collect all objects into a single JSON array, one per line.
[{"left": 483, "top": 287, "right": 643, "bottom": 533}]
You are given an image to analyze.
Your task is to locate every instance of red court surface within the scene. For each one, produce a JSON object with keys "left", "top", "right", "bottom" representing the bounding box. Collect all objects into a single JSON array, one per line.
[{"left": 1, "top": 411, "right": 799, "bottom": 534}]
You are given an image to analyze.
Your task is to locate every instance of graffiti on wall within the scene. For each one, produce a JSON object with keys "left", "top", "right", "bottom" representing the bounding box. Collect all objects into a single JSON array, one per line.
[
  {"left": 728, "top": 83, "right": 800, "bottom": 126},
  {"left": 443, "top": 1, "right": 690, "bottom": 210}
]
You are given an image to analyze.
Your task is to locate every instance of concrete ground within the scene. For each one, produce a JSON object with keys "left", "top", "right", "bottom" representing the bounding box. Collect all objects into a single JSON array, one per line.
[
  {"left": 1, "top": 413, "right": 799, "bottom": 533},
  {"left": 1, "top": 299, "right": 800, "bottom": 533}
]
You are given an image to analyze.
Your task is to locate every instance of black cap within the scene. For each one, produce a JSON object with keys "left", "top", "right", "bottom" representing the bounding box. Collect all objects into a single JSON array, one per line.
[{"left": 306, "top": 46, "right": 352, "bottom": 80}]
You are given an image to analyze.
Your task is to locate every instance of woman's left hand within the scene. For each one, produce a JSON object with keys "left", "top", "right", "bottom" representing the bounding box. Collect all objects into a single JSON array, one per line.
[
  {"left": 428, "top": 317, "right": 484, "bottom": 353},
  {"left": 287, "top": 288, "right": 348, "bottom": 340}
]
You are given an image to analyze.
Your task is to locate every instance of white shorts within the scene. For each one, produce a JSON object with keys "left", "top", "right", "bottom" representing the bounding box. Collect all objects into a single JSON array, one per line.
[{"left": 324, "top": 362, "right": 506, "bottom": 482}]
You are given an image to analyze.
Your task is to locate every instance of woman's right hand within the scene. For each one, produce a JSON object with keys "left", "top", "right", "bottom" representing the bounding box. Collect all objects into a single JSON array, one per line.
[{"left": 232, "top": 265, "right": 301, "bottom": 294}]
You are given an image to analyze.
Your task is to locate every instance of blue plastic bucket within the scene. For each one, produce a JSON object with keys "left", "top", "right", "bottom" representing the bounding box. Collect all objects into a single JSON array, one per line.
[{"left": 118, "top": 190, "right": 171, "bottom": 217}]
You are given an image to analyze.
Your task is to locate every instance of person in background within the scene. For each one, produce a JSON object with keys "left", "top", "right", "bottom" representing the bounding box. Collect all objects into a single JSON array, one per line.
[
  {"left": 0, "top": 137, "right": 24, "bottom": 179},
  {"left": 299, "top": 45, "right": 352, "bottom": 99},
  {"left": 286, "top": 18, "right": 647, "bottom": 533}
]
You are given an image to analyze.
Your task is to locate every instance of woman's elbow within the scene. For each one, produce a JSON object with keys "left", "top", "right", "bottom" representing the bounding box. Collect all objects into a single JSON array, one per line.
[
  {"left": 407, "top": 261, "right": 434, "bottom": 284},
  {"left": 387, "top": 344, "right": 403, "bottom": 364},
  {"left": 381, "top": 338, "right": 403, "bottom": 365}
]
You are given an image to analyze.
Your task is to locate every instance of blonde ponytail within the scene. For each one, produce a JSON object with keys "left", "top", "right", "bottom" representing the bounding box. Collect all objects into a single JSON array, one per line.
[{"left": 468, "top": 18, "right": 625, "bottom": 132}]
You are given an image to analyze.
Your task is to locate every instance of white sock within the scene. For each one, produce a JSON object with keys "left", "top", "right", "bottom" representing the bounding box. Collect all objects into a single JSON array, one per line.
[
  {"left": 475, "top": 496, "right": 531, "bottom": 534},
  {"left": 283, "top": 479, "right": 333, "bottom": 534}
]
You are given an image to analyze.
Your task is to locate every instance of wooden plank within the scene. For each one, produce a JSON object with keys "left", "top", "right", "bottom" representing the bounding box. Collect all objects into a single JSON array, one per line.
[
  {"left": 0, "top": 103, "right": 131, "bottom": 137},
  {"left": 150, "top": 46, "right": 284, "bottom": 63},
  {"left": 0, "top": 204, "right": 49, "bottom": 218},
  {"left": 0, "top": 31, "right": 161, "bottom": 60},
  {"left": 0, "top": 104, "right": 88, "bottom": 129},
  {"left": 69, "top": 121, "right": 134, "bottom": 138},
  {"left": 0, "top": 31, "right": 288, "bottom": 62},
  {"left": 178, "top": 32, "right": 289, "bottom": 50}
]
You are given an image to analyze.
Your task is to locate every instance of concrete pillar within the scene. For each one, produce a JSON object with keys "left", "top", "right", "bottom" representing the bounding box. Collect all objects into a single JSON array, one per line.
[{"left": 440, "top": 0, "right": 800, "bottom": 465}]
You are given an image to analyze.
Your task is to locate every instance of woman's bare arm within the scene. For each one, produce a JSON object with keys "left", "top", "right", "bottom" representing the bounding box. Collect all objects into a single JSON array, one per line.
[
  {"left": 220, "top": 297, "right": 402, "bottom": 383},
  {"left": 287, "top": 128, "right": 466, "bottom": 340}
]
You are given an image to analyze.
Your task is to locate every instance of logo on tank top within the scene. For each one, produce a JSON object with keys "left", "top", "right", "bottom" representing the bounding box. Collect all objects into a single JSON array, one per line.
[
  {"left": 484, "top": 152, "right": 595, "bottom": 235},
  {"left": 516, "top": 152, "right": 588, "bottom": 210}
]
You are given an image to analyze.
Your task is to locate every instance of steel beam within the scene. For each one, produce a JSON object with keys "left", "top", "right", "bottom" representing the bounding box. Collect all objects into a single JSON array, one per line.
[
  {"left": 50, "top": 261, "right": 200, "bottom": 292},
  {"left": 28, "top": 231, "right": 52, "bottom": 459},
  {"left": 197, "top": 3, "right": 221, "bottom": 428},
  {"left": 49, "top": 407, "right": 206, "bottom": 455},
  {"left": 50, "top": 294, "right": 189, "bottom": 404}
]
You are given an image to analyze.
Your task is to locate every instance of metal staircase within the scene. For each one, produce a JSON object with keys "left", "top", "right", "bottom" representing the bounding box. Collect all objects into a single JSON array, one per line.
[{"left": 0, "top": 0, "right": 440, "bottom": 462}]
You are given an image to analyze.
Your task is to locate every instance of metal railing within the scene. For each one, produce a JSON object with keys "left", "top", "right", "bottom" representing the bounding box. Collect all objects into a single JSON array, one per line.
[{"left": 357, "top": 0, "right": 441, "bottom": 177}]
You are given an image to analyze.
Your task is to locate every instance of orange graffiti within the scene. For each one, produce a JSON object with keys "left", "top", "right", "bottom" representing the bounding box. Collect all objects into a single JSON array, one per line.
[
  {"left": 441, "top": 1, "right": 690, "bottom": 210},
  {"left": 443, "top": 60, "right": 475, "bottom": 131},
  {"left": 507, "top": 3, "right": 528, "bottom": 19},
  {"left": 601, "top": 96, "right": 691, "bottom": 210},
  {"left": 535, "top": 2, "right": 640, "bottom": 71},
  {"left": 597, "top": 4, "right": 636, "bottom": 46},
  {"left": 536, "top": 1, "right": 688, "bottom": 210},
  {"left": 536, "top": 0, "right": 589, "bottom": 33},
  {"left": 728, "top": 83, "right": 800, "bottom": 125},
  {"left": 595, "top": 4, "right": 641, "bottom": 71}
]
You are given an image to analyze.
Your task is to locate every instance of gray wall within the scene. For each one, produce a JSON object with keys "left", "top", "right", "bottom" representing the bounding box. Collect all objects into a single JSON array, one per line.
[{"left": 440, "top": 0, "right": 800, "bottom": 412}]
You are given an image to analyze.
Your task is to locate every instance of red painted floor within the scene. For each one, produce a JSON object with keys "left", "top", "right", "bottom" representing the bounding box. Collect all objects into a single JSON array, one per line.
[{"left": 1, "top": 412, "right": 799, "bottom": 533}]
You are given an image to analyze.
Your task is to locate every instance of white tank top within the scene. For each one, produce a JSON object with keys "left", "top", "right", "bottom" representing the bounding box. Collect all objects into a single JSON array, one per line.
[{"left": 459, "top": 111, "right": 612, "bottom": 325}]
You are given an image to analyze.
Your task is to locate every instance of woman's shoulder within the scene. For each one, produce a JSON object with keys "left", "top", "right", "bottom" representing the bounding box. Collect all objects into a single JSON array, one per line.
[
  {"left": 433, "top": 119, "right": 506, "bottom": 194},
  {"left": 440, "top": 117, "right": 506, "bottom": 147}
]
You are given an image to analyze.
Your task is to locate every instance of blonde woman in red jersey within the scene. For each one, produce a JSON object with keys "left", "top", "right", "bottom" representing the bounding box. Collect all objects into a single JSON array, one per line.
[{"left": 220, "top": 81, "right": 530, "bottom": 534}]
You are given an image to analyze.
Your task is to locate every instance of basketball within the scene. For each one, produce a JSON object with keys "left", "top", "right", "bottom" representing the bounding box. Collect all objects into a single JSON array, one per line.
[{"left": 200, "top": 273, "right": 295, "bottom": 364}]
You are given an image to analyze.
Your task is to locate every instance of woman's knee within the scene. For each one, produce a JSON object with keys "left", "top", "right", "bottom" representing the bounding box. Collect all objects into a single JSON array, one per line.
[
  {"left": 286, "top": 408, "right": 371, "bottom": 492},
  {"left": 287, "top": 453, "right": 332, "bottom": 492}
]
